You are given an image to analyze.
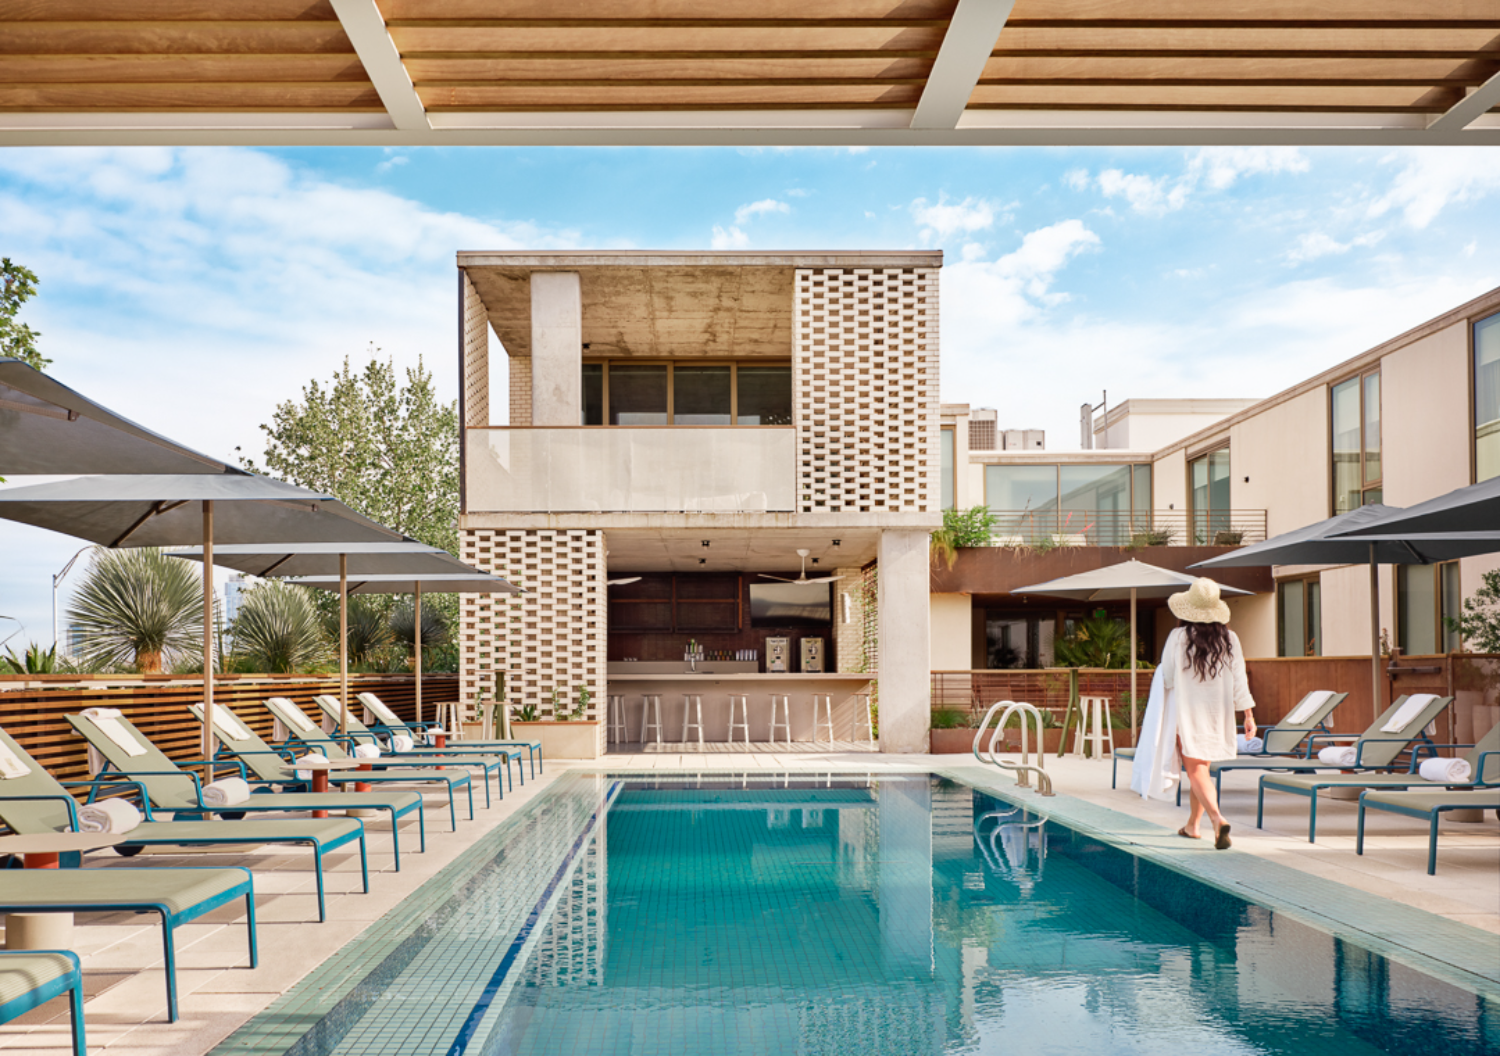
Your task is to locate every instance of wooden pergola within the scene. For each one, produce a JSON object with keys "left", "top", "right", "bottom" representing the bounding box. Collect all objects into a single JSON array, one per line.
[{"left": 2, "top": 0, "right": 1498, "bottom": 145}]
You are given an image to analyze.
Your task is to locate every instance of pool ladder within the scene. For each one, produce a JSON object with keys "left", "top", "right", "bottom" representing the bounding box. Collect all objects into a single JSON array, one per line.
[{"left": 972, "top": 700, "right": 1055, "bottom": 796}]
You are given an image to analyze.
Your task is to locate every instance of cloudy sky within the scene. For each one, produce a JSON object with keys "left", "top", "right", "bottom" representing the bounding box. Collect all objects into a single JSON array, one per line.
[{"left": 3, "top": 144, "right": 1499, "bottom": 647}]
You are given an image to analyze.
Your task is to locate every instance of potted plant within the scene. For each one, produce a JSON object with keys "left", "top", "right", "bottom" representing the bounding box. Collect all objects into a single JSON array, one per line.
[
  {"left": 929, "top": 707, "right": 979, "bottom": 754},
  {"left": 512, "top": 683, "right": 602, "bottom": 759}
]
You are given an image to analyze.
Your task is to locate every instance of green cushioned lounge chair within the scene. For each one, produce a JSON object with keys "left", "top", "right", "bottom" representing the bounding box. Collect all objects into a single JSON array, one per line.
[
  {"left": 310, "top": 695, "right": 514, "bottom": 800},
  {"left": 261, "top": 698, "right": 473, "bottom": 829},
  {"left": 67, "top": 710, "right": 425, "bottom": 870},
  {"left": 0, "top": 950, "right": 85, "bottom": 1056},
  {"left": 357, "top": 691, "right": 541, "bottom": 779},
  {"left": 1258, "top": 716, "right": 1493, "bottom": 842},
  {"left": 0, "top": 726, "right": 367, "bottom": 922},
  {"left": 0, "top": 867, "right": 255, "bottom": 1023},
  {"left": 1357, "top": 785, "right": 1500, "bottom": 875}
]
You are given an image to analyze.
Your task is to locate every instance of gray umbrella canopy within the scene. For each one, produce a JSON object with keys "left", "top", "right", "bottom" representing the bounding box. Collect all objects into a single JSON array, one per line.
[
  {"left": 1013, "top": 559, "right": 1255, "bottom": 735},
  {"left": 168, "top": 540, "right": 475, "bottom": 579},
  {"left": 0, "top": 358, "right": 238, "bottom": 475},
  {"left": 1326, "top": 476, "right": 1500, "bottom": 539}
]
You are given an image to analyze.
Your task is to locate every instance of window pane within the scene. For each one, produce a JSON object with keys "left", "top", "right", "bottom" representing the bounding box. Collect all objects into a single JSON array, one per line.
[
  {"left": 1278, "top": 580, "right": 1305, "bottom": 658},
  {"left": 581, "top": 363, "right": 603, "bottom": 425},
  {"left": 1132, "top": 464, "right": 1152, "bottom": 519},
  {"left": 1398, "top": 565, "right": 1437, "bottom": 656},
  {"left": 672, "top": 365, "right": 731, "bottom": 425},
  {"left": 608, "top": 364, "right": 668, "bottom": 425},
  {"left": 1440, "top": 563, "right": 1461, "bottom": 653},
  {"left": 985, "top": 465, "right": 1058, "bottom": 541},
  {"left": 1363, "top": 372, "right": 1381, "bottom": 484},
  {"left": 1060, "top": 464, "right": 1131, "bottom": 544},
  {"left": 736, "top": 365, "right": 792, "bottom": 426},
  {"left": 1331, "top": 377, "right": 1362, "bottom": 514},
  {"left": 940, "top": 428, "right": 955, "bottom": 510},
  {"left": 1209, "top": 449, "right": 1232, "bottom": 536},
  {"left": 1307, "top": 580, "right": 1321, "bottom": 656},
  {"left": 1477, "top": 313, "right": 1500, "bottom": 482}
]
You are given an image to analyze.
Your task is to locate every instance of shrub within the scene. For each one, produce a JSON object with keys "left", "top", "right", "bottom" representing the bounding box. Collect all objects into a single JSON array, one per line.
[{"left": 233, "top": 581, "right": 326, "bottom": 673}]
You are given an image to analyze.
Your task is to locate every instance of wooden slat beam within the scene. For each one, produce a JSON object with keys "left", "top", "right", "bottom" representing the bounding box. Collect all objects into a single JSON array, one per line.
[
  {"left": 911, "top": 0, "right": 1017, "bottom": 128},
  {"left": 1428, "top": 66, "right": 1500, "bottom": 130},
  {"left": 330, "top": 0, "right": 426, "bottom": 129}
]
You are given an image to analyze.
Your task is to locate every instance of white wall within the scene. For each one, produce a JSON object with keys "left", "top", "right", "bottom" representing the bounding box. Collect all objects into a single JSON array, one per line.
[
  {"left": 929, "top": 594, "right": 973, "bottom": 670},
  {"left": 1151, "top": 448, "right": 1188, "bottom": 517},
  {"left": 878, "top": 529, "right": 932, "bottom": 753},
  {"left": 1227, "top": 593, "right": 1276, "bottom": 659},
  {"left": 1380, "top": 318, "right": 1472, "bottom": 505}
]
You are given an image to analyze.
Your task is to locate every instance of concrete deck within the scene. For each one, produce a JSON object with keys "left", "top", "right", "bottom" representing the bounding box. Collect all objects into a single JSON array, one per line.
[{"left": 2, "top": 749, "right": 1496, "bottom": 1054}]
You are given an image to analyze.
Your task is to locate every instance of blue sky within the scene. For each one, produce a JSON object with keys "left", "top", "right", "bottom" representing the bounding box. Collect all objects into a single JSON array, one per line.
[{"left": 3, "top": 144, "right": 1499, "bottom": 649}]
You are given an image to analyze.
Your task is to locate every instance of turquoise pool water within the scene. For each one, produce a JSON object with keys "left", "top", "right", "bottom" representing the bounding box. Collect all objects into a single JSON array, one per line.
[{"left": 216, "top": 774, "right": 1498, "bottom": 1056}]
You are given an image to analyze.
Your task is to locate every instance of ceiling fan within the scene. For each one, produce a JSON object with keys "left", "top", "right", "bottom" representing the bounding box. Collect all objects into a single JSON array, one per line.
[
  {"left": 759, "top": 549, "right": 839, "bottom": 585},
  {"left": 607, "top": 576, "right": 641, "bottom": 586}
]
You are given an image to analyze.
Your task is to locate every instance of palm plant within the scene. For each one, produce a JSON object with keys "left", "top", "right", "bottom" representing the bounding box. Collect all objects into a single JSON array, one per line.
[
  {"left": 323, "top": 596, "right": 393, "bottom": 668},
  {"left": 232, "top": 581, "right": 326, "bottom": 673},
  {"left": 389, "top": 600, "right": 450, "bottom": 661},
  {"left": 1053, "top": 612, "right": 1132, "bottom": 670},
  {"left": 66, "top": 548, "right": 203, "bottom": 673}
]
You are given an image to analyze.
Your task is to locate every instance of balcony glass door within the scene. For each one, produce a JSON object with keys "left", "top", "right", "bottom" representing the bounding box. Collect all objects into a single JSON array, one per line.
[
  {"left": 1189, "top": 448, "right": 1231, "bottom": 544},
  {"left": 609, "top": 364, "right": 668, "bottom": 425}
]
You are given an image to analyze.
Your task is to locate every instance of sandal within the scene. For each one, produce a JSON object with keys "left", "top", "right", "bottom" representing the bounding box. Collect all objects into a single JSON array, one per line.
[
  {"left": 1177, "top": 827, "right": 1201, "bottom": 839},
  {"left": 1215, "top": 823, "right": 1232, "bottom": 850}
]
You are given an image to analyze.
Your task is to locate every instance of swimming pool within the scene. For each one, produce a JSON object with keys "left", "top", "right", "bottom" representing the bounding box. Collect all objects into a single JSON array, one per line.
[{"left": 215, "top": 773, "right": 1499, "bottom": 1056}]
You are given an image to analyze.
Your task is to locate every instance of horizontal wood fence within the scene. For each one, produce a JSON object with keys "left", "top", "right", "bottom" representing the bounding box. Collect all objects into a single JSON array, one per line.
[{"left": 0, "top": 674, "right": 460, "bottom": 787}]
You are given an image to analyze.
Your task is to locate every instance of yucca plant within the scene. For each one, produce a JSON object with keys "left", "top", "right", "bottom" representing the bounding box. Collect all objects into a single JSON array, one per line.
[
  {"left": 389, "top": 601, "right": 450, "bottom": 666},
  {"left": 322, "top": 595, "right": 393, "bottom": 668},
  {"left": 65, "top": 548, "right": 204, "bottom": 673},
  {"left": 232, "top": 581, "right": 327, "bottom": 673}
]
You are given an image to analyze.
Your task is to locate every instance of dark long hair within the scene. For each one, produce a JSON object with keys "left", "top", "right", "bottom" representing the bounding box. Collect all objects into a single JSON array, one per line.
[{"left": 1180, "top": 620, "right": 1233, "bottom": 681}]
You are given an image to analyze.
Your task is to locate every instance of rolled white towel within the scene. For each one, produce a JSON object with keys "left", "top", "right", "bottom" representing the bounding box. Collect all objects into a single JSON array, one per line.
[
  {"left": 353, "top": 743, "right": 382, "bottom": 759},
  {"left": 202, "top": 777, "right": 251, "bottom": 807},
  {"left": 1236, "top": 734, "right": 1265, "bottom": 755},
  {"left": 1318, "top": 745, "right": 1358, "bottom": 766},
  {"left": 392, "top": 735, "right": 414, "bottom": 753},
  {"left": 295, "top": 753, "right": 329, "bottom": 782},
  {"left": 77, "top": 798, "right": 142, "bottom": 834},
  {"left": 1419, "top": 757, "right": 1472, "bottom": 784}
]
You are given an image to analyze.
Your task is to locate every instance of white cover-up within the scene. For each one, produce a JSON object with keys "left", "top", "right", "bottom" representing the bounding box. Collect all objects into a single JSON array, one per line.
[
  {"left": 1317, "top": 745, "right": 1358, "bottom": 766},
  {"left": 78, "top": 798, "right": 142, "bottom": 833},
  {"left": 1285, "top": 690, "right": 1335, "bottom": 726},
  {"left": 1418, "top": 757, "right": 1472, "bottom": 784},
  {"left": 80, "top": 708, "right": 146, "bottom": 757},
  {"left": 1160, "top": 628, "right": 1254, "bottom": 762},
  {"left": 1382, "top": 693, "right": 1438, "bottom": 733},
  {"left": 202, "top": 777, "right": 251, "bottom": 807},
  {"left": 1130, "top": 665, "right": 1181, "bottom": 802},
  {"left": 0, "top": 740, "right": 31, "bottom": 779}
]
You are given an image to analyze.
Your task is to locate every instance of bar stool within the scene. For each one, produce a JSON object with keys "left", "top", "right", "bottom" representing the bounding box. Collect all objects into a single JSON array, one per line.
[
  {"left": 811, "top": 694, "right": 835, "bottom": 744},
  {"left": 1073, "top": 695, "right": 1116, "bottom": 759},
  {"left": 853, "top": 693, "right": 875, "bottom": 744},
  {"left": 681, "top": 694, "right": 704, "bottom": 747},
  {"left": 640, "top": 694, "right": 664, "bottom": 746},
  {"left": 727, "top": 695, "right": 750, "bottom": 746},
  {"left": 768, "top": 694, "right": 792, "bottom": 745},
  {"left": 607, "top": 694, "right": 628, "bottom": 743}
]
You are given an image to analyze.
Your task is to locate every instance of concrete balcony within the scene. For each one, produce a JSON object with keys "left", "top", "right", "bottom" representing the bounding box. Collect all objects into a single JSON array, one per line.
[{"left": 465, "top": 426, "right": 796, "bottom": 513}]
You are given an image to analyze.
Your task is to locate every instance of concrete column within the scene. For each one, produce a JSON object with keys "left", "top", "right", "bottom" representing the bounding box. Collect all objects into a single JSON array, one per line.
[
  {"left": 878, "top": 528, "right": 932, "bottom": 753},
  {"left": 530, "top": 272, "right": 581, "bottom": 426}
]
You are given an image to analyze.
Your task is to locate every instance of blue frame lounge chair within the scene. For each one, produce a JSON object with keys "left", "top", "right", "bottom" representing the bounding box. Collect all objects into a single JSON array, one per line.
[
  {"left": 0, "top": 726, "right": 367, "bottom": 922},
  {"left": 67, "top": 710, "right": 425, "bottom": 869},
  {"left": 311, "top": 694, "right": 518, "bottom": 794},
  {"left": 0, "top": 951, "right": 86, "bottom": 1056},
  {"left": 0, "top": 867, "right": 255, "bottom": 1023},
  {"left": 261, "top": 698, "right": 474, "bottom": 828},
  {"left": 357, "top": 691, "right": 542, "bottom": 779},
  {"left": 1357, "top": 784, "right": 1500, "bottom": 875}
]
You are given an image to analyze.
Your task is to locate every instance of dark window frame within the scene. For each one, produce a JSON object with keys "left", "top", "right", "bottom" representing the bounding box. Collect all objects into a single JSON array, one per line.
[{"left": 581, "top": 359, "right": 792, "bottom": 426}]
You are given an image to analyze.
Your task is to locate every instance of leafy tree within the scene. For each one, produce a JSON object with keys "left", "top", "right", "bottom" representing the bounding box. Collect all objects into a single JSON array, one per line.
[
  {"left": 931, "top": 505, "right": 999, "bottom": 569},
  {"left": 1053, "top": 611, "right": 1148, "bottom": 670},
  {"left": 66, "top": 548, "right": 203, "bottom": 673},
  {"left": 1, "top": 258, "right": 46, "bottom": 371},
  {"left": 232, "top": 581, "right": 326, "bottom": 673},
  {"left": 1446, "top": 570, "right": 1500, "bottom": 653}
]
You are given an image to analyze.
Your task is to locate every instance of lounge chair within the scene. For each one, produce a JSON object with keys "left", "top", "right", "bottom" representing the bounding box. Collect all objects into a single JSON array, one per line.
[
  {"left": 261, "top": 698, "right": 475, "bottom": 827},
  {"left": 1358, "top": 785, "right": 1500, "bottom": 875},
  {"left": 67, "top": 710, "right": 426, "bottom": 869},
  {"left": 1260, "top": 719, "right": 1497, "bottom": 842},
  {"left": 310, "top": 694, "right": 515, "bottom": 799},
  {"left": 0, "top": 725, "right": 367, "bottom": 922},
  {"left": 0, "top": 951, "right": 85, "bottom": 1056},
  {"left": 357, "top": 691, "right": 541, "bottom": 779},
  {"left": 0, "top": 867, "right": 255, "bottom": 1022}
]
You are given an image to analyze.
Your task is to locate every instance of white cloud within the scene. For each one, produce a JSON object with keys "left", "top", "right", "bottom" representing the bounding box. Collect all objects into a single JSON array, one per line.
[
  {"left": 733, "top": 198, "right": 790, "bottom": 225},
  {"left": 784, "top": 187, "right": 812, "bottom": 198},
  {"left": 1095, "top": 169, "right": 1190, "bottom": 216},
  {"left": 941, "top": 219, "right": 1100, "bottom": 331},
  {"left": 909, "top": 194, "right": 1005, "bottom": 241},
  {"left": 1284, "top": 229, "right": 1384, "bottom": 265},
  {"left": 710, "top": 224, "right": 750, "bottom": 249},
  {"left": 1369, "top": 148, "right": 1500, "bottom": 229},
  {"left": 1063, "top": 168, "right": 1091, "bottom": 191},
  {"left": 375, "top": 151, "right": 410, "bottom": 174},
  {"left": 1079, "top": 147, "right": 1310, "bottom": 216},
  {"left": 1188, "top": 147, "right": 1309, "bottom": 190},
  {"left": 961, "top": 242, "right": 987, "bottom": 262}
]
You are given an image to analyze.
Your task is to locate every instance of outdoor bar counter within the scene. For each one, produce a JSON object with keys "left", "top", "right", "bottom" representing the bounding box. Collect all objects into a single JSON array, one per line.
[{"left": 606, "top": 664, "right": 875, "bottom": 744}]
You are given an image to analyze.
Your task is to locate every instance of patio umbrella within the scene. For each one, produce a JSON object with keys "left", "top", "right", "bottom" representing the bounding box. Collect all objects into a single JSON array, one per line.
[
  {"left": 169, "top": 544, "right": 506, "bottom": 734},
  {"left": 286, "top": 572, "right": 520, "bottom": 726},
  {"left": 1327, "top": 476, "right": 1500, "bottom": 538},
  {"left": 1012, "top": 560, "right": 1254, "bottom": 736},
  {"left": 1192, "top": 504, "right": 1500, "bottom": 713},
  {"left": 1, "top": 357, "right": 239, "bottom": 475},
  {"left": 0, "top": 474, "right": 401, "bottom": 765}
]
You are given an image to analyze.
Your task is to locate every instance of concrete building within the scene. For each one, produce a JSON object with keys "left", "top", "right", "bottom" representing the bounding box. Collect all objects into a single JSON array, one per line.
[{"left": 456, "top": 252, "right": 943, "bottom": 755}]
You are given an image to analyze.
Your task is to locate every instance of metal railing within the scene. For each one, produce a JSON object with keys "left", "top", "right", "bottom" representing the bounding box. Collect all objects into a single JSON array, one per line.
[{"left": 985, "top": 508, "right": 1267, "bottom": 548}]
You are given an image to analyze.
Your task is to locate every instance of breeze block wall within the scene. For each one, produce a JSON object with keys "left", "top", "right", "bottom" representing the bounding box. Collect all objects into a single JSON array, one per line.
[
  {"left": 793, "top": 267, "right": 940, "bottom": 514},
  {"left": 461, "top": 270, "right": 490, "bottom": 428},
  {"left": 461, "top": 528, "right": 607, "bottom": 748}
]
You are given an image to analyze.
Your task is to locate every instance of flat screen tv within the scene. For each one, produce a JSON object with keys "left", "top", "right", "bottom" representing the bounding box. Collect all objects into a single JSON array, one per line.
[{"left": 749, "top": 581, "right": 832, "bottom": 628}]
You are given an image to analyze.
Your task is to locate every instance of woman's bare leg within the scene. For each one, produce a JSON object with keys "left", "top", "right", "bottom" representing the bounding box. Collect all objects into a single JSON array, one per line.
[
  {"left": 1182, "top": 756, "right": 1226, "bottom": 832},
  {"left": 1185, "top": 783, "right": 1205, "bottom": 835}
]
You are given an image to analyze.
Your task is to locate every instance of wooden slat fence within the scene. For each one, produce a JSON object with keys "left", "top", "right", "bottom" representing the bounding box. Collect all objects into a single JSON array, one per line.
[{"left": 0, "top": 674, "right": 459, "bottom": 785}]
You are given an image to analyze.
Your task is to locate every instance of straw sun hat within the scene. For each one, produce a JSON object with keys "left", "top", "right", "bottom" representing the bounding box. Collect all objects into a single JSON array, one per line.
[{"left": 1168, "top": 577, "right": 1232, "bottom": 625}]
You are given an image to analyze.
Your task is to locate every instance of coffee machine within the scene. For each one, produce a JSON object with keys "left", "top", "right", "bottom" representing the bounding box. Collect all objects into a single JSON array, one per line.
[
  {"left": 801, "top": 638, "right": 824, "bottom": 674},
  {"left": 766, "top": 637, "right": 791, "bottom": 673}
]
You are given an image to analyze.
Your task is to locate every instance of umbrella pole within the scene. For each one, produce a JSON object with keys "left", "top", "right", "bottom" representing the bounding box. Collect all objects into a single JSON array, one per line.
[
  {"left": 340, "top": 553, "right": 349, "bottom": 738},
  {"left": 202, "top": 500, "right": 215, "bottom": 785},
  {"left": 1129, "top": 587, "right": 1138, "bottom": 740},
  {"left": 1369, "top": 544, "right": 1381, "bottom": 715},
  {"left": 414, "top": 585, "right": 422, "bottom": 726}
]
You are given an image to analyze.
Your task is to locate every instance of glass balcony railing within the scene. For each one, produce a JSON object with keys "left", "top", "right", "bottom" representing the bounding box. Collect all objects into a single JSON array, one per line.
[
  {"left": 465, "top": 426, "right": 796, "bottom": 513},
  {"left": 986, "top": 508, "right": 1267, "bottom": 548}
]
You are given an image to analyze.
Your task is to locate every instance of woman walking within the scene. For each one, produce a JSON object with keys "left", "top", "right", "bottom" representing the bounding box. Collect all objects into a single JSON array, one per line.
[{"left": 1133, "top": 577, "right": 1256, "bottom": 849}]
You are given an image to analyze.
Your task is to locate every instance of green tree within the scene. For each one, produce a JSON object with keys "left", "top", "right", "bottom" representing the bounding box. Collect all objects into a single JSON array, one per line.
[
  {"left": 66, "top": 548, "right": 203, "bottom": 673},
  {"left": 930, "top": 505, "right": 999, "bottom": 569},
  {"left": 1054, "top": 612, "right": 1139, "bottom": 670},
  {"left": 232, "top": 581, "right": 327, "bottom": 673},
  {"left": 1446, "top": 570, "right": 1500, "bottom": 653},
  {"left": 1, "top": 258, "right": 46, "bottom": 371}
]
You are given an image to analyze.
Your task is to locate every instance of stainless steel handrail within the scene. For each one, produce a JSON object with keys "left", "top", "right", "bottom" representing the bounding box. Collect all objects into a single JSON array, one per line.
[{"left": 972, "top": 700, "right": 1055, "bottom": 796}]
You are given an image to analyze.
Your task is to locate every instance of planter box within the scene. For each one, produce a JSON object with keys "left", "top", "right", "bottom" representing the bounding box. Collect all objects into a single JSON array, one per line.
[
  {"left": 930, "top": 728, "right": 979, "bottom": 755},
  {"left": 512, "top": 721, "right": 601, "bottom": 760}
]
